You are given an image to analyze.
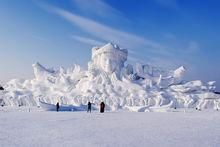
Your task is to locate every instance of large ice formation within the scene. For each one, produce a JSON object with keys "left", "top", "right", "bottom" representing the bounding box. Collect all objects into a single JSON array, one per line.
[{"left": 1, "top": 43, "right": 219, "bottom": 111}]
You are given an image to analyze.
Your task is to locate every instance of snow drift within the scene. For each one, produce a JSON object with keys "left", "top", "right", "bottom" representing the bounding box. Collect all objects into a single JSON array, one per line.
[{"left": 1, "top": 43, "right": 219, "bottom": 111}]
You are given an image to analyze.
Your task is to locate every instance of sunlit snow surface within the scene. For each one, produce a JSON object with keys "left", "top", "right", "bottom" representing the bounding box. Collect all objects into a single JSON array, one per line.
[
  {"left": 1, "top": 43, "right": 220, "bottom": 110},
  {"left": 0, "top": 107, "right": 220, "bottom": 147}
]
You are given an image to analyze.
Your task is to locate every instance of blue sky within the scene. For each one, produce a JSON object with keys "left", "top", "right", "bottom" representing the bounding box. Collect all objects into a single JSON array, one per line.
[{"left": 0, "top": 0, "right": 220, "bottom": 90}]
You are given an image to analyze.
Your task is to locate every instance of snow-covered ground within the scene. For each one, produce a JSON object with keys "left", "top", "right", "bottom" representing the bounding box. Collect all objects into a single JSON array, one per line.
[{"left": 1, "top": 107, "right": 220, "bottom": 147}]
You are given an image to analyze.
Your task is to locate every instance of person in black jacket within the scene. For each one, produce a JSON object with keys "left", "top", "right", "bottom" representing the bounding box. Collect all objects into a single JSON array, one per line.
[
  {"left": 100, "top": 101, "right": 105, "bottom": 113},
  {"left": 87, "top": 101, "right": 92, "bottom": 113},
  {"left": 0, "top": 86, "right": 4, "bottom": 91},
  {"left": 56, "top": 102, "right": 60, "bottom": 112}
]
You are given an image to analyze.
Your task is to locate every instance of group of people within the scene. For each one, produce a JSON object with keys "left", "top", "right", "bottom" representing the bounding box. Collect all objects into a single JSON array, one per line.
[
  {"left": 55, "top": 101, "right": 105, "bottom": 113},
  {"left": 87, "top": 101, "right": 105, "bottom": 113}
]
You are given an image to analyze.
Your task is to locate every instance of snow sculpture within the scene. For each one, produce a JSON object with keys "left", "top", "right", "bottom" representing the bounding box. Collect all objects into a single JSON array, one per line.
[
  {"left": 33, "top": 62, "right": 55, "bottom": 82},
  {"left": 1, "top": 43, "right": 219, "bottom": 111},
  {"left": 91, "top": 43, "right": 127, "bottom": 76},
  {"left": 157, "top": 66, "right": 186, "bottom": 88},
  {"left": 173, "top": 66, "right": 186, "bottom": 84}
]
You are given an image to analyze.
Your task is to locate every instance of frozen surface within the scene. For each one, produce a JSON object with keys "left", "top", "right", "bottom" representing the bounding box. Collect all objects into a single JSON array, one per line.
[
  {"left": 0, "top": 107, "right": 220, "bottom": 147},
  {"left": 1, "top": 43, "right": 219, "bottom": 110}
]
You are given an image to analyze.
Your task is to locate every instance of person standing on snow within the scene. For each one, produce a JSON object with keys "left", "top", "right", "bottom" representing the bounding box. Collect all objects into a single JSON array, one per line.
[
  {"left": 87, "top": 101, "right": 92, "bottom": 113},
  {"left": 56, "top": 102, "right": 60, "bottom": 112},
  {"left": 100, "top": 101, "right": 105, "bottom": 113}
]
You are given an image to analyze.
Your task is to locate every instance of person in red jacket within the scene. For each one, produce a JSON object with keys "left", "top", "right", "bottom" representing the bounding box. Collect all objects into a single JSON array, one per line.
[{"left": 100, "top": 101, "right": 105, "bottom": 113}]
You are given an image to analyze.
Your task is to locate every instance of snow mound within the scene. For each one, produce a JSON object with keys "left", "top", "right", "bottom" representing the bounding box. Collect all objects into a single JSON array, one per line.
[{"left": 1, "top": 43, "right": 219, "bottom": 111}]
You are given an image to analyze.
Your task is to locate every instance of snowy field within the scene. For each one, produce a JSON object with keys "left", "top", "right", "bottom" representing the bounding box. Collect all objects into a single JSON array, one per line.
[{"left": 0, "top": 107, "right": 220, "bottom": 147}]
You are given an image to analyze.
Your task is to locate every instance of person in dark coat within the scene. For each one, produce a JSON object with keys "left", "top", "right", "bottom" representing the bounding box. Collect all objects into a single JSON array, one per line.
[
  {"left": 56, "top": 102, "right": 60, "bottom": 112},
  {"left": 0, "top": 86, "right": 4, "bottom": 91},
  {"left": 100, "top": 101, "right": 105, "bottom": 113},
  {"left": 87, "top": 101, "right": 92, "bottom": 113}
]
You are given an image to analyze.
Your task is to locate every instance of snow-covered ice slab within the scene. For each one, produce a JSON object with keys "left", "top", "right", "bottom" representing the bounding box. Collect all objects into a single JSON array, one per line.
[{"left": 0, "top": 107, "right": 220, "bottom": 147}]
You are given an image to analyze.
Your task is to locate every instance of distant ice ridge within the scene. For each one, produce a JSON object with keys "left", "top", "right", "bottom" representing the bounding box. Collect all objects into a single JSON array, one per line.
[{"left": 1, "top": 43, "right": 220, "bottom": 111}]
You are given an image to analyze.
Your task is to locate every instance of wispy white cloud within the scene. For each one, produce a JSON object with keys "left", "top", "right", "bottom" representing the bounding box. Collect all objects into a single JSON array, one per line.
[
  {"left": 70, "top": 35, "right": 105, "bottom": 46},
  {"left": 185, "top": 41, "right": 199, "bottom": 52},
  {"left": 28, "top": 33, "right": 49, "bottom": 43},
  {"left": 38, "top": 2, "right": 200, "bottom": 70},
  {"left": 72, "top": 0, "right": 125, "bottom": 20},
  {"left": 147, "top": 56, "right": 196, "bottom": 73},
  {"left": 161, "top": 31, "right": 199, "bottom": 54},
  {"left": 40, "top": 4, "right": 173, "bottom": 54},
  {"left": 172, "top": 40, "right": 199, "bottom": 54}
]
